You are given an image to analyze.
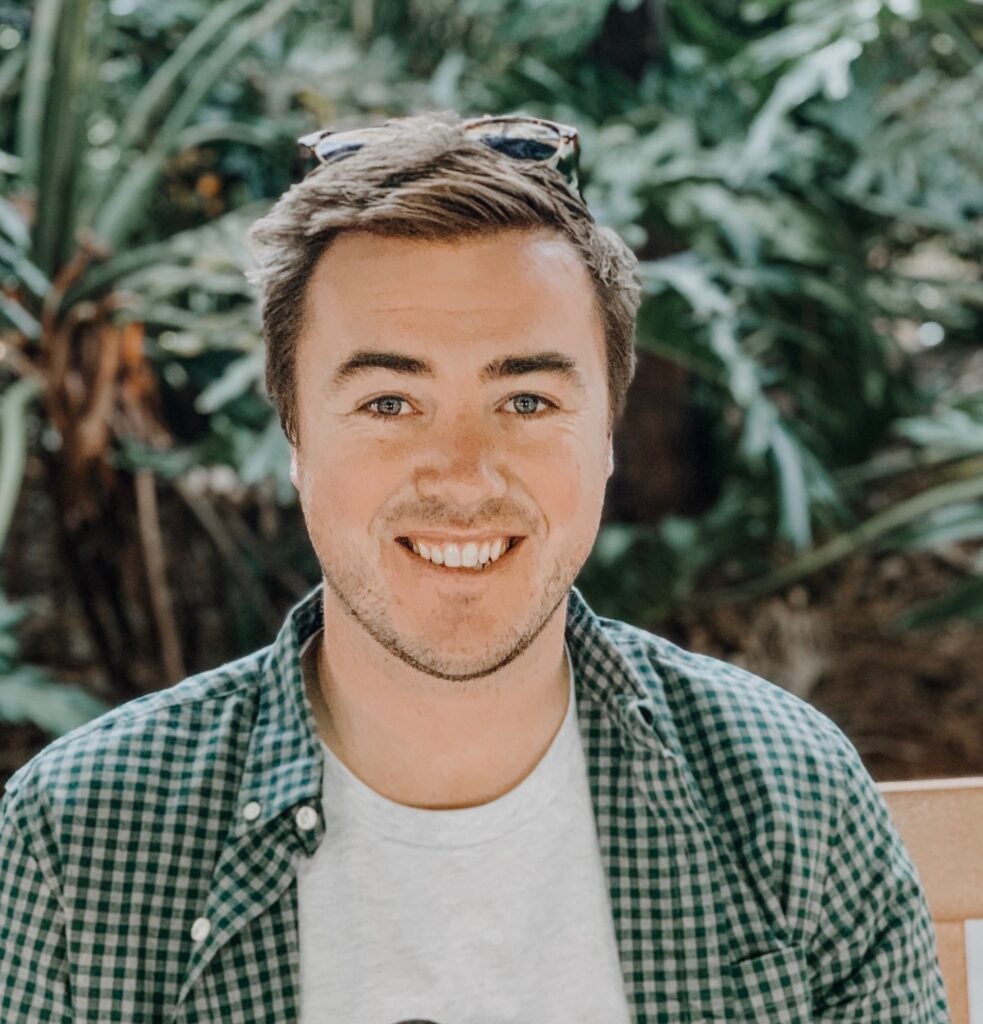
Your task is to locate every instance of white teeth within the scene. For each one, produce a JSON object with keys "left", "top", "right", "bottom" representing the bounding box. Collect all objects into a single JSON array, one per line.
[{"left": 403, "top": 536, "right": 514, "bottom": 570}]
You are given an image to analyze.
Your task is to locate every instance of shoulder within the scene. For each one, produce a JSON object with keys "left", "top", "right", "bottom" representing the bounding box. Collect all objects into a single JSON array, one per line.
[
  {"left": 600, "top": 616, "right": 869, "bottom": 864},
  {"left": 1, "top": 648, "right": 269, "bottom": 836},
  {"left": 599, "top": 617, "right": 883, "bottom": 934},
  {"left": 602, "top": 614, "right": 854, "bottom": 776}
]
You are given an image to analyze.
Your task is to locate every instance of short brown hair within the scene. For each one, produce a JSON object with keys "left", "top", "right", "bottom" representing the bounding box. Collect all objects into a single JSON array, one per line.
[{"left": 247, "top": 111, "right": 640, "bottom": 443}]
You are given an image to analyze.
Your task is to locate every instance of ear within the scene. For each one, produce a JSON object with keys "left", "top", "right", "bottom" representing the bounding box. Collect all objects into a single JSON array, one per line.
[
  {"left": 606, "top": 434, "right": 615, "bottom": 479},
  {"left": 290, "top": 447, "right": 300, "bottom": 489}
]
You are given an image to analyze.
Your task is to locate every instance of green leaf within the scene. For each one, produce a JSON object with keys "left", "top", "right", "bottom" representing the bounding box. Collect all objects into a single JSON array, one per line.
[
  {"left": 113, "top": 439, "right": 201, "bottom": 479},
  {"left": 57, "top": 200, "right": 269, "bottom": 312},
  {"left": 736, "top": 36, "right": 866, "bottom": 181},
  {"left": 0, "top": 196, "right": 31, "bottom": 250},
  {"left": 174, "top": 120, "right": 279, "bottom": 153},
  {"left": 890, "top": 502, "right": 983, "bottom": 551},
  {"left": 0, "top": 376, "right": 42, "bottom": 553},
  {"left": 115, "top": 0, "right": 263, "bottom": 154},
  {"left": 0, "top": 672, "right": 111, "bottom": 737},
  {"left": 0, "top": 293, "right": 41, "bottom": 339},
  {"left": 15, "top": 0, "right": 64, "bottom": 187},
  {"left": 195, "top": 348, "right": 265, "bottom": 414},
  {"left": 770, "top": 420, "right": 812, "bottom": 548},
  {"left": 237, "top": 416, "right": 292, "bottom": 500},
  {"left": 0, "top": 590, "right": 111, "bottom": 736},
  {"left": 896, "top": 576, "right": 983, "bottom": 630},
  {"left": 0, "top": 42, "right": 26, "bottom": 110},
  {"left": 700, "top": 473, "right": 983, "bottom": 607},
  {"left": 734, "top": 10, "right": 841, "bottom": 75},
  {"left": 94, "top": 0, "right": 301, "bottom": 248},
  {"left": 895, "top": 406, "right": 983, "bottom": 456},
  {"left": 28, "top": 0, "right": 99, "bottom": 275},
  {"left": 591, "top": 523, "right": 647, "bottom": 565},
  {"left": 638, "top": 253, "right": 733, "bottom": 320},
  {"left": 0, "top": 238, "right": 52, "bottom": 299}
]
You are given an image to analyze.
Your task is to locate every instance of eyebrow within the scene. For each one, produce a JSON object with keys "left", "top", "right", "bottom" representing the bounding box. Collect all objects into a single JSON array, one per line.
[{"left": 328, "top": 349, "right": 587, "bottom": 393}]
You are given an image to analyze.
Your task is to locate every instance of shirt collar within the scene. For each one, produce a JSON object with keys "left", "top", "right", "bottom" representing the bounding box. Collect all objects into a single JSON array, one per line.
[
  {"left": 237, "top": 583, "right": 676, "bottom": 837},
  {"left": 234, "top": 588, "right": 325, "bottom": 842},
  {"left": 563, "top": 585, "right": 682, "bottom": 758}
]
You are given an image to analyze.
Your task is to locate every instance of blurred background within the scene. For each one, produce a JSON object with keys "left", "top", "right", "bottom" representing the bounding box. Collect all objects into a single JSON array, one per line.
[{"left": 0, "top": 0, "right": 981, "bottom": 792}]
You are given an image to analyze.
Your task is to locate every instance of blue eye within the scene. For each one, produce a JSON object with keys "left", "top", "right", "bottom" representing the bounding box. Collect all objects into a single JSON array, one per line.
[
  {"left": 506, "top": 394, "right": 556, "bottom": 415},
  {"left": 364, "top": 396, "right": 409, "bottom": 417}
]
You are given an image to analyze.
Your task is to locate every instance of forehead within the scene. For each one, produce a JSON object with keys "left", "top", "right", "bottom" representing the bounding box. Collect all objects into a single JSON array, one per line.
[{"left": 302, "top": 229, "right": 604, "bottom": 361}]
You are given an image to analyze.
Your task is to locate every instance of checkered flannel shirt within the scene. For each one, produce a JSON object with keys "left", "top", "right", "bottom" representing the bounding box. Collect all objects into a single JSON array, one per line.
[{"left": 1, "top": 585, "right": 949, "bottom": 1023}]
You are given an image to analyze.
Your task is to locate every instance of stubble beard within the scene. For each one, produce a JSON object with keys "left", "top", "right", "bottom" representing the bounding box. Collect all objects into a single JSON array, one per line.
[{"left": 317, "top": 540, "right": 584, "bottom": 683}]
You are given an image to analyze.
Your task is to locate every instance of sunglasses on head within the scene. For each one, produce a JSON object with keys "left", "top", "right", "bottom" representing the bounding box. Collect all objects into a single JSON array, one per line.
[{"left": 297, "top": 114, "right": 582, "bottom": 198}]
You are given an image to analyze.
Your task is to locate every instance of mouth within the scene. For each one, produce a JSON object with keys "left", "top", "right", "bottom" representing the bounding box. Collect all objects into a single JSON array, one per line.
[{"left": 395, "top": 540, "right": 524, "bottom": 573}]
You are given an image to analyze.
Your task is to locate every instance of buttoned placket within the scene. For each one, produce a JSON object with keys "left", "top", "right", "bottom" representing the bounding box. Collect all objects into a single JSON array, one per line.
[{"left": 170, "top": 787, "right": 325, "bottom": 1023}]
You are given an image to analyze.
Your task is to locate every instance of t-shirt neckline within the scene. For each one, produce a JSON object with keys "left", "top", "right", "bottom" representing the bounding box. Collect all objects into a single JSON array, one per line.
[{"left": 302, "top": 634, "right": 580, "bottom": 847}]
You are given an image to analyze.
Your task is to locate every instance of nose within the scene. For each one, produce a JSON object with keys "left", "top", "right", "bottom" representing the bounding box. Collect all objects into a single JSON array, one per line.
[{"left": 411, "top": 413, "right": 509, "bottom": 507}]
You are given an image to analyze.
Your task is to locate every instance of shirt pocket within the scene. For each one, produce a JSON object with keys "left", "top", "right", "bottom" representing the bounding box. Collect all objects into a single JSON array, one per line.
[{"left": 724, "top": 944, "right": 813, "bottom": 1023}]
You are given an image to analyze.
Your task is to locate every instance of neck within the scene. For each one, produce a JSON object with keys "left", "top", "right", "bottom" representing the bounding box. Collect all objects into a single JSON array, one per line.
[{"left": 304, "top": 594, "right": 572, "bottom": 810}]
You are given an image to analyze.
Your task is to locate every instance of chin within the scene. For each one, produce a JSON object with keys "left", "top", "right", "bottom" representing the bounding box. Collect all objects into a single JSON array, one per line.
[
  {"left": 375, "top": 635, "right": 512, "bottom": 682},
  {"left": 416, "top": 655, "right": 509, "bottom": 682}
]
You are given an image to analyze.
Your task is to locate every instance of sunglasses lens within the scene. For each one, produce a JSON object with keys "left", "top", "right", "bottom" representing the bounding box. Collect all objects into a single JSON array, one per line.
[
  {"left": 313, "top": 139, "right": 365, "bottom": 162},
  {"left": 466, "top": 120, "right": 562, "bottom": 163},
  {"left": 483, "top": 135, "right": 559, "bottom": 162},
  {"left": 302, "top": 127, "right": 389, "bottom": 164},
  {"left": 300, "top": 118, "right": 580, "bottom": 194}
]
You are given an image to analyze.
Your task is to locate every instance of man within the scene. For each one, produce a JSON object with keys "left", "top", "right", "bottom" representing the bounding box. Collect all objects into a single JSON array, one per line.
[{"left": 0, "top": 112, "right": 948, "bottom": 1023}]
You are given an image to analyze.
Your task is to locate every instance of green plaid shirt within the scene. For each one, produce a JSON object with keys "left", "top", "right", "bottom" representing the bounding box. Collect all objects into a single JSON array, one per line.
[{"left": 1, "top": 585, "right": 948, "bottom": 1023}]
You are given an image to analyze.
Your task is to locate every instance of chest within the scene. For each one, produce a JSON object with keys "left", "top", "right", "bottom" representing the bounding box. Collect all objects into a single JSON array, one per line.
[
  {"left": 292, "top": 780, "right": 633, "bottom": 1024},
  {"left": 164, "top": 703, "right": 818, "bottom": 1024},
  {"left": 170, "top": 784, "right": 813, "bottom": 1024}
]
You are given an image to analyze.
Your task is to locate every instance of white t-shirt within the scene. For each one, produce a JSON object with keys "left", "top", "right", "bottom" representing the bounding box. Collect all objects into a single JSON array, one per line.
[{"left": 296, "top": 639, "right": 633, "bottom": 1024}]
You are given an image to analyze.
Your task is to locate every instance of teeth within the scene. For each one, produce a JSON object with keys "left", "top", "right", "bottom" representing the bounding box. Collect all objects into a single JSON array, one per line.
[{"left": 404, "top": 536, "right": 514, "bottom": 570}]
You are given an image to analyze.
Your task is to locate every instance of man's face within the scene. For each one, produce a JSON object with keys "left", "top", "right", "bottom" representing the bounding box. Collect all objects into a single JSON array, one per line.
[{"left": 291, "top": 228, "right": 614, "bottom": 681}]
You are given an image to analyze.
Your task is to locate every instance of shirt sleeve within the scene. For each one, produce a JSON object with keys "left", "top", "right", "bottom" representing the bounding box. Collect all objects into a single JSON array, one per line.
[
  {"left": 808, "top": 735, "right": 952, "bottom": 1023},
  {"left": 0, "top": 795, "right": 73, "bottom": 1023}
]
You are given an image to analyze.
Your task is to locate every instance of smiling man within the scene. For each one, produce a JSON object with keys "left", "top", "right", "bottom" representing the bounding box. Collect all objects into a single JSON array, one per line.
[
  {"left": 0, "top": 113, "right": 948, "bottom": 1023},
  {"left": 292, "top": 229, "right": 612, "bottom": 813}
]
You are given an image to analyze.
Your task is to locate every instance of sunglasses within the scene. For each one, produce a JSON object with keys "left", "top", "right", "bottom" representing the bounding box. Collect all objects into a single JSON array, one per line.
[{"left": 297, "top": 114, "right": 582, "bottom": 197}]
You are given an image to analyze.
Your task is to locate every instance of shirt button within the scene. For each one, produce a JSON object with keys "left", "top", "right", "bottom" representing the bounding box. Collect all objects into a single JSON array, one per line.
[
  {"left": 242, "top": 800, "right": 262, "bottom": 822},
  {"left": 190, "top": 917, "right": 211, "bottom": 943},
  {"left": 294, "top": 805, "right": 318, "bottom": 832}
]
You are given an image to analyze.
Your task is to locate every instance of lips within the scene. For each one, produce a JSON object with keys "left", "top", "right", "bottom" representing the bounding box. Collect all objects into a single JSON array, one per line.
[{"left": 397, "top": 536, "right": 524, "bottom": 569}]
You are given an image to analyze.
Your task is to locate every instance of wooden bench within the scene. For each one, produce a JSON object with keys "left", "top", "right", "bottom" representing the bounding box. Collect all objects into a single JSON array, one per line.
[{"left": 879, "top": 777, "right": 983, "bottom": 1024}]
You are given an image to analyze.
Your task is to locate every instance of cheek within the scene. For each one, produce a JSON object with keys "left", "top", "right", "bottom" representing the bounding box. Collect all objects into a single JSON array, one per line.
[
  {"left": 549, "top": 463, "right": 585, "bottom": 521},
  {"left": 528, "top": 433, "right": 607, "bottom": 528},
  {"left": 296, "top": 440, "right": 398, "bottom": 532}
]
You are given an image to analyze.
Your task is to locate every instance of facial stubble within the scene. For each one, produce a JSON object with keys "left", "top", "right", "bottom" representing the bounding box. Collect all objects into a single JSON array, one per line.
[{"left": 316, "top": 536, "right": 585, "bottom": 683}]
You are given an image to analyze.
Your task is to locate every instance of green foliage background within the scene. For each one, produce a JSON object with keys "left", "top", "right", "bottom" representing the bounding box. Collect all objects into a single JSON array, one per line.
[{"left": 0, "top": 0, "right": 981, "bottom": 738}]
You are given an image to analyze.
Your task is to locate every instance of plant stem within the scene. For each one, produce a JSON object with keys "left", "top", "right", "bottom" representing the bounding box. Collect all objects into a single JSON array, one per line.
[
  {"left": 174, "top": 480, "right": 282, "bottom": 635},
  {"left": 696, "top": 469, "right": 983, "bottom": 607},
  {"left": 135, "top": 470, "right": 186, "bottom": 683}
]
